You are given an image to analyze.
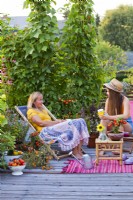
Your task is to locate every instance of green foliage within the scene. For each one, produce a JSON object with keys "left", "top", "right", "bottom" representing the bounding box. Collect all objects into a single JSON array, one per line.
[
  {"left": 0, "top": 132, "right": 15, "bottom": 154},
  {"left": 0, "top": 90, "right": 28, "bottom": 155},
  {"left": 3, "top": 111, "right": 29, "bottom": 143},
  {"left": 0, "top": 91, "right": 8, "bottom": 127},
  {"left": 58, "top": 2, "right": 71, "bottom": 19},
  {"left": 100, "top": 5, "right": 133, "bottom": 51},
  {"left": 0, "top": 0, "right": 104, "bottom": 121},
  {"left": 0, "top": 0, "right": 60, "bottom": 107},
  {"left": 56, "top": 0, "right": 104, "bottom": 116},
  {"left": 116, "top": 70, "right": 129, "bottom": 81},
  {"left": 22, "top": 146, "right": 53, "bottom": 169},
  {"left": 0, "top": 90, "right": 15, "bottom": 154},
  {"left": 95, "top": 14, "right": 100, "bottom": 27},
  {"left": 85, "top": 104, "right": 100, "bottom": 134},
  {"left": 22, "top": 132, "right": 53, "bottom": 169},
  {"left": 94, "top": 40, "right": 127, "bottom": 80},
  {"left": 122, "top": 68, "right": 133, "bottom": 84}
]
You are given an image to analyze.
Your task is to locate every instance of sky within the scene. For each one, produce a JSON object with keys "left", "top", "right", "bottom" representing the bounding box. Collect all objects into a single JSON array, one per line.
[{"left": 0, "top": 0, "right": 133, "bottom": 19}]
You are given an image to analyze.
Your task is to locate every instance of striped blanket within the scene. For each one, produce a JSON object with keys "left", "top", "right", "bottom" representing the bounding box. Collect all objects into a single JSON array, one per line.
[{"left": 62, "top": 159, "right": 133, "bottom": 173}]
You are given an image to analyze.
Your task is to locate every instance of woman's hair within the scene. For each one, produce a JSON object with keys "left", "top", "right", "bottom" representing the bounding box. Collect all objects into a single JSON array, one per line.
[
  {"left": 27, "top": 91, "right": 43, "bottom": 109},
  {"left": 107, "top": 88, "right": 123, "bottom": 115}
]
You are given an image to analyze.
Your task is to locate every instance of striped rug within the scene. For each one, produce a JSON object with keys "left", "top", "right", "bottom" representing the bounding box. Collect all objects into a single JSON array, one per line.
[{"left": 62, "top": 159, "right": 133, "bottom": 173}]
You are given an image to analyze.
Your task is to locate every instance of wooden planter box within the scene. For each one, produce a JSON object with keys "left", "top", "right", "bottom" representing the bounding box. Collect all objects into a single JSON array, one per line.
[{"left": 87, "top": 132, "right": 99, "bottom": 148}]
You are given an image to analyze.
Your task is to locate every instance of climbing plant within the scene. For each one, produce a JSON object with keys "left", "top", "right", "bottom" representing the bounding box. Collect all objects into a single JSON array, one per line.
[
  {"left": 0, "top": 0, "right": 104, "bottom": 119},
  {"left": 56, "top": 0, "right": 104, "bottom": 115},
  {"left": 0, "top": 0, "right": 60, "bottom": 107}
]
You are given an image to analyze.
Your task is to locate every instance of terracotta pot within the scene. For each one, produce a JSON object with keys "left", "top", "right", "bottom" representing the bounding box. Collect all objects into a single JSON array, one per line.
[
  {"left": 107, "top": 132, "right": 124, "bottom": 141},
  {"left": 88, "top": 132, "right": 99, "bottom": 148}
]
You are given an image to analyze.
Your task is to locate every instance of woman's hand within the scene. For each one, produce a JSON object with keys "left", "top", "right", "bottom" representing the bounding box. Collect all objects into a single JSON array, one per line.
[
  {"left": 56, "top": 119, "right": 66, "bottom": 124},
  {"left": 99, "top": 114, "right": 109, "bottom": 120}
]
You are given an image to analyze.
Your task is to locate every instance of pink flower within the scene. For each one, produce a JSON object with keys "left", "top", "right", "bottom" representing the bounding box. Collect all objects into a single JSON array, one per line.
[
  {"left": 7, "top": 80, "right": 13, "bottom": 85},
  {"left": 2, "top": 68, "right": 7, "bottom": 72},
  {"left": 1, "top": 72, "right": 7, "bottom": 76}
]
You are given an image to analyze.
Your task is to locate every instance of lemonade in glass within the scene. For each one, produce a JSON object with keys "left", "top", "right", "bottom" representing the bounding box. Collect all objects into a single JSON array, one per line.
[{"left": 97, "top": 109, "right": 104, "bottom": 117}]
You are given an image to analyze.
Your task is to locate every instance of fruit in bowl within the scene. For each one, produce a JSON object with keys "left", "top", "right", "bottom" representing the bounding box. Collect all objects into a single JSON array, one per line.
[
  {"left": 4, "top": 150, "right": 23, "bottom": 164},
  {"left": 13, "top": 150, "right": 23, "bottom": 155},
  {"left": 8, "top": 158, "right": 26, "bottom": 175}
]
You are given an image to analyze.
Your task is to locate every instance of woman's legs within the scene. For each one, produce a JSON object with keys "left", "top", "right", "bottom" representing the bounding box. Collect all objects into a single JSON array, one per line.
[
  {"left": 72, "top": 146, "right": 81, "bottom": 159},
  {"left": 100, "top": 119, "right": 110, "bottom": 133},
  {"left": 122, "top": 123, "right": 133, "bottom": 135},
  {"left": 77, "top": 140, "right": 83, "bottom": 156},
  {"left": 72, "top": 140, "right": 83, "bottom": 159}
]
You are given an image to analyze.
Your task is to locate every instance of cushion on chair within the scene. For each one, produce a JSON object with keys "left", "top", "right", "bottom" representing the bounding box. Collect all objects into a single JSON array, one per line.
[{"left": 17, "top": 106, "right": 27, "bottom": 118}]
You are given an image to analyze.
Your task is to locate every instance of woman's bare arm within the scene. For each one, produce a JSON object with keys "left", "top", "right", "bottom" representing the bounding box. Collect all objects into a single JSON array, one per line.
[
  {"left": 31, "top": 115, "right": 65, "bottom": 127},
  {"left": 100, "top": 96, "right": 130, "bottom": 120}
]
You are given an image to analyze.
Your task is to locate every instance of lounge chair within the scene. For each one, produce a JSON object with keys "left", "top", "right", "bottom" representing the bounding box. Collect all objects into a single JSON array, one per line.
[{"left": 15, "top": 105, "right": 71, "bottom": 160}]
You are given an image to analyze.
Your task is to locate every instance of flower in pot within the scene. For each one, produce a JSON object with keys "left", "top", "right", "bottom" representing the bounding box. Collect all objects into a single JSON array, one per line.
[
  {"left": 107, "top": 118, "right": 127, "bottom": 141},
  {"left": 22, "top": 132, "right": 53, "bottom": 169},
  {"left": 84, "top": 104, "right": 100, "bottom": 148}
]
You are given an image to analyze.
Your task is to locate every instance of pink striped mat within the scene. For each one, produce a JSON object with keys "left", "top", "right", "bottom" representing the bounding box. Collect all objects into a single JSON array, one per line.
[{"left": 62, "top": 159, "right": 133, "bottom": 173}]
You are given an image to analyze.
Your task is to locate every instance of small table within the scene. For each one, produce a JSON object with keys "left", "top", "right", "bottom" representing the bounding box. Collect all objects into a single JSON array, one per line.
[{"left": 95, "top": 138, "right": 123, "bottom": 165}]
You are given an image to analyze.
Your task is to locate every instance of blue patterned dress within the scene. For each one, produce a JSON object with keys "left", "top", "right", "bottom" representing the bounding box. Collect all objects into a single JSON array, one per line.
[{"left": 39, "top": 118, "right": 89, "bottom": 151}]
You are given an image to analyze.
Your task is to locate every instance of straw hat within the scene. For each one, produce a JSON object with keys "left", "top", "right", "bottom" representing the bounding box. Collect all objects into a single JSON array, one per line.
[{"left": 104, "top": 78, "right": 123, "bottom": 93}]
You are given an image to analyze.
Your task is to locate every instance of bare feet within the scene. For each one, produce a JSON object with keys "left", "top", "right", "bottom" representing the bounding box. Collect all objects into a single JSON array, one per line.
[{"left": 78, "top": 151, "right": 83, "bottom": 157}]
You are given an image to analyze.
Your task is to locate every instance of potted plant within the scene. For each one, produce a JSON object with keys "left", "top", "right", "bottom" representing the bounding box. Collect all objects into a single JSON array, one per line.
[
  {"left": 107, "top": 118, "right": 127, "bottom": 141},
  {"left": 84, "top": 105, "right": 100, "bottom": 148},
  {"left": 22, "top": 131, "right": 53, "bottom": 169},
  {"left": 2, "top": 111, "right": 29, "bottom": 164}
]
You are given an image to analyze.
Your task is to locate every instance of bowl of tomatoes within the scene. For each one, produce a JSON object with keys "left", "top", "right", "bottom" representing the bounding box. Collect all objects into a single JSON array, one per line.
[
  {"left": 4, "top": 150, "right": 23, "bottom": 164},
  {"left": 8, "top": 158, "right": 26, "bottom": 175}
]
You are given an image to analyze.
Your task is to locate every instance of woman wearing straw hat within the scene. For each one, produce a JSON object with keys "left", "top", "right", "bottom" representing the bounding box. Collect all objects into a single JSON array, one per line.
[{"left": 99, "top": 78, "right": 133, "bottom": 135}]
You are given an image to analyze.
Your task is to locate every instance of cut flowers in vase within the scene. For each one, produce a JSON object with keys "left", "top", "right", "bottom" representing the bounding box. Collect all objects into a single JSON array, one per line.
[
  {"left": 96, "top": 123, "right": 108, "bottom": 140},
  {"left": 97, "top": 124, "right": 105, "bottom": 132},
  {"left": 107, "top": 118, "right": 127, "bottom": 134}
]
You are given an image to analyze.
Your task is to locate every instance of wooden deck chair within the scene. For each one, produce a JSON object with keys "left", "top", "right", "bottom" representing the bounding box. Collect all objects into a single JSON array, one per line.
[{"left": 15, "top": 105, "right": 71, "bottom": 160}]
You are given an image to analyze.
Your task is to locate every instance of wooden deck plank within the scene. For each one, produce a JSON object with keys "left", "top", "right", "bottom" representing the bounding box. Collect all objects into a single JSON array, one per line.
[{"left": 1, "top": 146, "right": 133, "bottom": 200}]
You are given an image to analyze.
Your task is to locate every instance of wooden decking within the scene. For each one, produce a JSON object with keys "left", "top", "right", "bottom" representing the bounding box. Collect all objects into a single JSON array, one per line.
[
  {"left": 1, "top": 173, "right": 133, "bottom": 200},
  {"left": 1, "top": 144, "right": 133, "bottom": 200}
]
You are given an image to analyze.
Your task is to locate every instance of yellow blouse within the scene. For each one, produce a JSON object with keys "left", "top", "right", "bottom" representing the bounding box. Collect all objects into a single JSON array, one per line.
[{"left": 27, "top": 108, "right": 51, "bottom": 132}]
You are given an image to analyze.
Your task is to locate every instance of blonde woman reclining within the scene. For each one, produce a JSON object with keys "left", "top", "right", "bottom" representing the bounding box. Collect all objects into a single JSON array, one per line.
[{"left": 27, "top": 92, "right": 90, "bottom": 159}]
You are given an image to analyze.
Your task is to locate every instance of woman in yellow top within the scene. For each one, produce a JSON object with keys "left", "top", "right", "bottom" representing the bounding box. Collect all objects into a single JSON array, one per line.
[
  {"left": 27, "top": 91, "right": 89, "bottom": 159},
  {"left": 99, "top": 78, "right": 133, "bottom": 134}
]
